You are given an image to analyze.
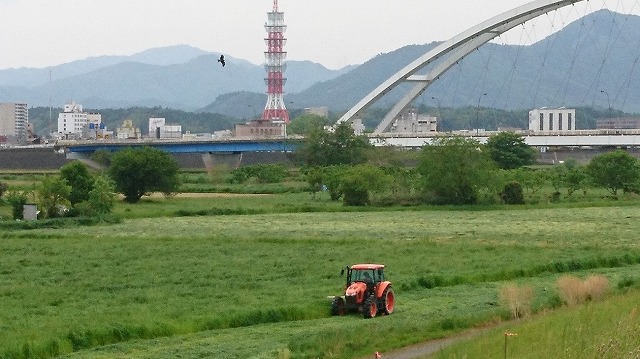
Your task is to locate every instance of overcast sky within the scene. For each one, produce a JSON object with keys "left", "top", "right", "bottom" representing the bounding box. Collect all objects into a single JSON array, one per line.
[{"left": 0, "top": 0, "right": 633, "bottom": 70}]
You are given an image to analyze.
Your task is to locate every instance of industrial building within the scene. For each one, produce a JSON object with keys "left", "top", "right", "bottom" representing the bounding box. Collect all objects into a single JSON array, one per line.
[
  {"left": 529, "top": 108, "right": 576, "bottom": 133},
  {"left": 390, "top": 108, "right": 438, "bottom": 134}
]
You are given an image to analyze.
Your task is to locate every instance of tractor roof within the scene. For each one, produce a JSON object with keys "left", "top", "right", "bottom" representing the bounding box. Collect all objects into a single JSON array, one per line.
[{"left": 351, "top": 264, "right": 385, "bottom": 270}]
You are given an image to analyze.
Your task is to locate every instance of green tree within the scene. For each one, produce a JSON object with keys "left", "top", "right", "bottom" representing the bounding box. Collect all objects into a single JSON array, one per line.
[
  {"left": 304, "top": 167, "right": 324, "bottom": 199},
  {"left": 417, "top": 137, "right": 496, "bottom": 205},
  {"left": 296, "top": 122, "right": 371, "bottom": 167},
  {"left": 587, "top": 150, "right": 640, "bottom": 196},
  {"left": 87, "top": 175, "right": 117, "bottom": 215},
  {"left": 322, "top": 165, "right": 348, "bottom": 201},
  {"left": 60, "top": 161, "right": 95, "bottom": 206},
  {"left": 36, "top": 176, "right": 72, "bottom": 218},
  {"left": 108, "top": 147, "right": 180, "bottom": 203},
  {"left": 340, "top": 164, "right": 390, "bottom": 206},
  {"left": 5, "top": 191, "right": 29, "bottom": 220},
  {"left": 287, "top": 114, "right": 330, "bottom": 136},
  {"left": 563, "top": 161, "right": 589, "bottom": 196},
  {"left": 486, "top": 132, "right": 536, "bottom": 170},
  {"left": 500, "top": 181, "right": 525, "bottom": 205}
]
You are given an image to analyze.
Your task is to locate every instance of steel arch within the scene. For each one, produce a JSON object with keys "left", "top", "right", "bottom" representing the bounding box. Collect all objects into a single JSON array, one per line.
[{"left": 336, "top": 0, "right": 584, "bottom": 135}]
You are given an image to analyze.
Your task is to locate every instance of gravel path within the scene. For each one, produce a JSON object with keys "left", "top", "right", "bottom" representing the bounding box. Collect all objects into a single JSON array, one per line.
[{"left": 361, "top": 328, "right": 488, "bottom": 359}]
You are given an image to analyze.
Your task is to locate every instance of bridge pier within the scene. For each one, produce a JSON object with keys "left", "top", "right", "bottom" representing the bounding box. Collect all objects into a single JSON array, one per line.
[{"left": 202, "top": 152, "right": 243, "bottom": 171}]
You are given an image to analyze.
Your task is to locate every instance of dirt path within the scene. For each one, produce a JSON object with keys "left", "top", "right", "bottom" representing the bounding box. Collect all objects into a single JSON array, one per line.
[{"left": 361, "top": 328, "right": 489, "bottom": 359}]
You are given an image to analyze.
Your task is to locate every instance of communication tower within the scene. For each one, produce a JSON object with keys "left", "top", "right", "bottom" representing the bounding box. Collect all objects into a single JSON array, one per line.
[{"left": 261, "top": 0, "right": 289, "bottom": 123}]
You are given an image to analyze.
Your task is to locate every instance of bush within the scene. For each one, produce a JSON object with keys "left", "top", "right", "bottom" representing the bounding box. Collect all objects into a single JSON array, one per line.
[
  {"left": 0, "top": 182, "right": 7, "bottom": 199},
  {"left": 556, "top": 275, "right": 610, "bottom": 306},
  {"left": 5, "top": 191, "right": 29, "bottom": 220},
  {"left": 230, "top": 164, "right": 289, "bottom": 184},
  {"left": 500, "top": 181, "right": 525, "bottom": 204},
  {"left": 584, "top": 275, "right": 610, "bottom": 301},
  {"left": 499, "top": 284, "right": 534, "bottom": 319}
]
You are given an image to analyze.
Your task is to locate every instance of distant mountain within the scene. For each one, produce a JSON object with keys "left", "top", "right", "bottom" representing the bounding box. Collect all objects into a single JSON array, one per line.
[
  {"left": 275, "top": 9, "right": 640, "bottom": 114},
  {"left": 0, "top": 45, "right": 353, "bottom": 111},
  {"left": 0, "top": 45, "right": 211, "bottom": 88},
  {"left": 4, "top": 10, "right": 640, "bottom": 115}
]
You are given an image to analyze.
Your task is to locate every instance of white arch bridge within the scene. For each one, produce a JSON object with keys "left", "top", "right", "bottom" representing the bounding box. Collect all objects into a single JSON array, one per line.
[{"left": 336, "top": 0, "right": 617, "bottom": 135}]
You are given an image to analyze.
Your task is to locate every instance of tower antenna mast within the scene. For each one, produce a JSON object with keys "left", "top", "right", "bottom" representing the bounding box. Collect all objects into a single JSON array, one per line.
[{"left": 262, "top": 0, "right": 289, "bottom": 123}]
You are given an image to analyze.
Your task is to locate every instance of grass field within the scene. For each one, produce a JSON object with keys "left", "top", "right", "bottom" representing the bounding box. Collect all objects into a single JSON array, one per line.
[
  {"left": 429, "top": 290, "right": 640, "bottom": 359},
  {"left": 2, "top": 197, "right": 640, "bottom": 358}
]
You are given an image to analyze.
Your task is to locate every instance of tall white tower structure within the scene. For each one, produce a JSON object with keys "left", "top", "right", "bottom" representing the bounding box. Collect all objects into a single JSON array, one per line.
[{"left": 261, "top": 0, "right": 289, "bottom": 123}]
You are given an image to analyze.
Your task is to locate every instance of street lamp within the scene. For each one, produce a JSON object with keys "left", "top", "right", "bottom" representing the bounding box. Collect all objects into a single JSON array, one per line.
[
  {"left": 431, "top": 96, "right": 442, "bottom": 132},
  {"left": 600, "top": 90, "right": 611, "bottom": 113},
  {"left": 476, "top": 93, "right": 487, "bottom": 135}
]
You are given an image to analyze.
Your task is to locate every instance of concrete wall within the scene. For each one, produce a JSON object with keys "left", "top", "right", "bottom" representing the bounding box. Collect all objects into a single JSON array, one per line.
[{"left": 0, "top": 148, "right": 295, "bottom": 171}]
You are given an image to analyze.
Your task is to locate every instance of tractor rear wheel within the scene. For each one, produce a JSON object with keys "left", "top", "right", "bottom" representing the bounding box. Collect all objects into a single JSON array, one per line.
[
  {"left": 362, "top": 295, "right": 378, "bottom": 319},
  {"left": 331, "top": 297, "right": 346, "bottom": 316},
  {"left": 381, "top": 286, "right": 395, "bottom": 315}
]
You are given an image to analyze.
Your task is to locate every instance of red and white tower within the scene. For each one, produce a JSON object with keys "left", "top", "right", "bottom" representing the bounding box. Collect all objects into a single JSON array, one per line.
[{"left": 262, "top": 0, "right": 289, "bottom": 123}]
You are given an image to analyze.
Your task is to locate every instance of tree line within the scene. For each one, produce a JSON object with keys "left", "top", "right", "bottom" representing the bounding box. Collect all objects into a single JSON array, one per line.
[
  {"left": 297, "top": 123, "right": 640, "bottom": 206},
  {"left": 2, "top": 122, "right": 639, "bottom": 219}
]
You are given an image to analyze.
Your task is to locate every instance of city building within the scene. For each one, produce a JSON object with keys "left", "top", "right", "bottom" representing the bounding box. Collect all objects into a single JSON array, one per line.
[
  {"left": 390, "top": 108, "right": 438, "bottom": 134},
  {"left": 116, "top": 120, "right": 142, "bottom": 139},
  {"left": 0, "top": 103, "right": 28, "bottom": 144},
  {"left": 529, "top": 108, "right": 576, "bottom": 133},
  {"left": 57, "top": 102, "right": 102, "bottom": 138},
  {"left": 148, "top": 118, "right": 182, "bottom": 139}
]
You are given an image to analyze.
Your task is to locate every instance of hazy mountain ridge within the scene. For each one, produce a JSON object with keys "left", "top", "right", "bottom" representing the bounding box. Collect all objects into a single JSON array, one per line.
[
  {"left": 2, "top": 10, "right": 640, "bottom": 114},
  {"left": 270, "top": 9, "right": 640, "bottom": 114},
  {"left": 0, "top": 45, "right": 352, "bottom": 110}
]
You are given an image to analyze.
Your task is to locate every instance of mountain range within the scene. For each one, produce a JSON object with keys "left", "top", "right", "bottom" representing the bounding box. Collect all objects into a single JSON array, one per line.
[{"left": 1, "top": 9, "right": 639, "bottom": 116}]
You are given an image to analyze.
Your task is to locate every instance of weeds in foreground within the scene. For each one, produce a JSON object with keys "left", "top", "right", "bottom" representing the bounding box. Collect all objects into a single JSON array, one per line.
[{"left": 499, "top": 284, "right": 534, "bottom": 319}]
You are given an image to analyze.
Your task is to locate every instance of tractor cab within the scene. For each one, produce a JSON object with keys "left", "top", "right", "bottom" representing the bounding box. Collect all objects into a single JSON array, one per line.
[{"left": 346, "top": 266, "right": 384, "bottom": 290}]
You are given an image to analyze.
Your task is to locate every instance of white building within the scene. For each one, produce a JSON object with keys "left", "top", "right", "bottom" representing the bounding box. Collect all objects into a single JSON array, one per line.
[
  {"left": 0, "top": 103, "right": 28, "bottom": 143},
  {"left": 149, "top": 117, "right": 166, "bottom": 138},
  {"left": 529, "top": 108, "right": 576, "bottom": 133},
  {"left": 57, "top": 102, "right": 102, "bottom": 137},
  {"left": 149, "top": 117, "right": 182, "bottom": 139}
]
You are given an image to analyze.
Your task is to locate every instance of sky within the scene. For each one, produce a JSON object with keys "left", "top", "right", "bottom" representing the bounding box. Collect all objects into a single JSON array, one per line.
[{"left": 0, "top": 0, "right": 636, "bottom": 70}]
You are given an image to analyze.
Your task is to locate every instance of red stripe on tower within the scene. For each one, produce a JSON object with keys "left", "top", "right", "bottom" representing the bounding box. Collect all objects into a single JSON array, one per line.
[{"left": 262, "top": 0, "right": 289, "bottom": 123}]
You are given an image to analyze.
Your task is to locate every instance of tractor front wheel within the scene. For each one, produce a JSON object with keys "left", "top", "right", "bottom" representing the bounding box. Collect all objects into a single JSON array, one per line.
[
  {"left": 331, "top": 297, "right": 346, "bottom": 316},
  {"left": 381, "top": 286, "right": 395, "bottom": 315},
  {"left": 362, "top": 295, "right": 378, "bottom": 319}
]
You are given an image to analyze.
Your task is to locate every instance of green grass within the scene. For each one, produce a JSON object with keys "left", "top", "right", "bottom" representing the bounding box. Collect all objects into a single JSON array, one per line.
[
  {"left": 2, "top": 205, "right": 640, "bottom": 358},
  {"left": 429, "top": 289, "right": 640, "bottom": 359}
]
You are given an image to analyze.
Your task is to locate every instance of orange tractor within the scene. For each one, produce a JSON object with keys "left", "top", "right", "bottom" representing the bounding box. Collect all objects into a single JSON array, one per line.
[{"left": 330, "top": 264, "right": 395, "bottom": 319}]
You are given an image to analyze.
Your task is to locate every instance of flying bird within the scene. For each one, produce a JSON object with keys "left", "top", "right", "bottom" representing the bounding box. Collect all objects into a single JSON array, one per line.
[{"left": 218, "top": 55, "right": 225, "bottom": 67}]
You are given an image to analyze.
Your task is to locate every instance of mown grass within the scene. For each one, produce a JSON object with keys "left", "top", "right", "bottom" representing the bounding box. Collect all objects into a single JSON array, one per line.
[{"left": 1, "top": 205, "right": 640, "bottom": 358}]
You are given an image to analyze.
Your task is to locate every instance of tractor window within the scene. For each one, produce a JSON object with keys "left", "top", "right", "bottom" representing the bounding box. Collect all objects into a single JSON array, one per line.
[{"left": 353, "top": 269, "right": 376, "bottom": 283}]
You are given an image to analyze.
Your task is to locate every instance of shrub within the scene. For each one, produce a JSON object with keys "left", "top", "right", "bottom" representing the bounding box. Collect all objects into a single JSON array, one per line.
[
  {"left": 556, "top": 275, "right": 610, "bottom": 306},
  {"left": 230, "top": 164, "right": 289, "bottom": 184},
  {"left": 0, "top": 182, "right": 7, "bottom": 199},
  {"left": 556, "top": 275, "right": 588, "bottom": 306},
  {"left": 5, "top": 191, "right": 30, "bottom": 220},
  {"left": 500, "top": 181, "right": 525, "bottom": 204},
  {"left": 499, "top": 284, "right": 534, "bottom": 319},
  {"left": 584, "top": 275, "right": 610, "bottom": 301}
]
